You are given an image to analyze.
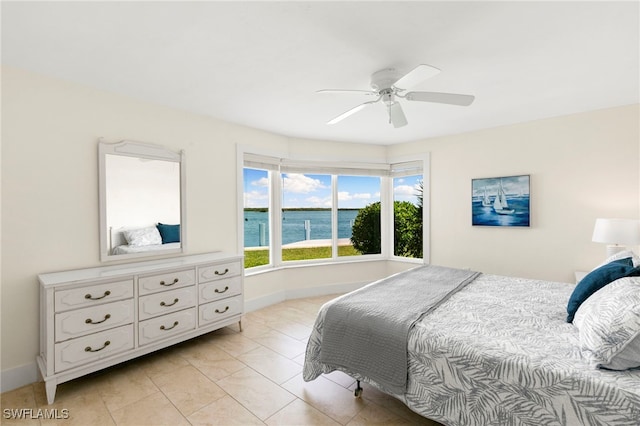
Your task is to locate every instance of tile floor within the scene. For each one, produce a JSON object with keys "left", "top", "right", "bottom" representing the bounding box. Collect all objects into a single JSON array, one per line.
[{"left": 1, "top": 294, "right": 442, "bottom": 426}]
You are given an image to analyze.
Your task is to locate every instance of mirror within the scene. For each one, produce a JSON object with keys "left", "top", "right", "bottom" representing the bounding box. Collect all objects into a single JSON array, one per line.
[{"left": 99, "top": 140, "right": 186, "bottom": 261}]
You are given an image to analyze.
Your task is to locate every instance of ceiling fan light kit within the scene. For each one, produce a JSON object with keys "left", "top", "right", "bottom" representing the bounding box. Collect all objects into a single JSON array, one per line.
[
  {"left": 319, "top": 64, "right": 475, "bottom": 128},
  {"left": 370, "top": 68, "right": 403, "bottom": 91}
]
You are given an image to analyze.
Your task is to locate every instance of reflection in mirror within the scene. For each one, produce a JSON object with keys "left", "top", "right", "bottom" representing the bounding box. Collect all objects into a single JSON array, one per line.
[{"left": 99, "top": 140, "right": 186, "bottom": 261}]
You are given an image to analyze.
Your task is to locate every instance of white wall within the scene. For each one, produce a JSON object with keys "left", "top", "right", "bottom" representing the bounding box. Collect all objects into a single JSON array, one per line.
[
  {"left": 390, "top": 104, "right": 640, "bottom": 282},
  {"left": 1, "top": 66, "right": 639, "bottom": 392}
]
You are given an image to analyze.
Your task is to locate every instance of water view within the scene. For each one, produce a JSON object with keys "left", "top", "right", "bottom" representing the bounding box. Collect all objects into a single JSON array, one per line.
[
  {"left": 244, "top": 209, "right": 359, "bottom": 247},
  {"left": 471, "top": 196, "right": 530, "bottom": 227}
]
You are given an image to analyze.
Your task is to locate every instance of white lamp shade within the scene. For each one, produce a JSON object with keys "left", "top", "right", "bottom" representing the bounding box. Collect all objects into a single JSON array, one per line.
[{"left": 592, "top": 218, "right": 640, "bottom": 245}]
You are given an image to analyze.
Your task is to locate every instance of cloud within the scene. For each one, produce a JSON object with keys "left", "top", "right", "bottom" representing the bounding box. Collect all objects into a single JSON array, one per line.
[
  {"left": 394, "top": 183, "right": 422, "bottom": 204},
  {"left": 305, "top": 196, "right": 332, "bottom": 207},
  {"left": 338, "top": 191, "right": 352, "bottom": 201},
  {"left": 353, "top": 193, "right": 372, "bottom": 200},
  {"left": 394, "top": 184, "right": 418, "bottom": 197},
  {"left": 283, "top": 173, "right": 327, "bottom": 194},
  {"left": 244, "top": 190, "right": 268, "bottom": 208},
  {"left": 251, "top": 177, "right": 269, "bottom": 187},
  {"left": 339, "top": 192, "right": 372, "bottom": 202}
]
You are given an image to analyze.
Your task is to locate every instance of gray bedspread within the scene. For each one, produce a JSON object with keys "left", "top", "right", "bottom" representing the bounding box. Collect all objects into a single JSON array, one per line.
[{"left": 319, "top": 264, "right": 480, "bottom": 394}]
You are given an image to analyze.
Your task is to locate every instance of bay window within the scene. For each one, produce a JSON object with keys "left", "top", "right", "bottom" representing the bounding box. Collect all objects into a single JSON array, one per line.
[{"left": 240, "top": 151, "right": 427, "bottom": 270}]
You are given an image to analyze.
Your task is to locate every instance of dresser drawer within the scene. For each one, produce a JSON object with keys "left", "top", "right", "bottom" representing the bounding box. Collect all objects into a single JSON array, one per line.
[
  {"left": 199, "top": 295, "right": 242, "bottom": 326},
  {"left": 138, "top": 269, "right": 195, "bottom": 295},
  {"left": 138, "top": 286, "right": 196, "bottom": 321},
  {"left": 199, "top": 276, "right": 242, "bottom": 303},
  {"left": 138, "top": 308, "right": 196, "bottom": 346},
  {"left": 198, "top": 261, "right": 242, "bottom": 283},
  {"left": 55, "top": 279, "right": 133, "bottom": 312},
  {"left": 54, "top": 324, "right": 134, "bottom": 373},
  {"left": 55, "top": 299, "right": 134, "bottom": 342}
]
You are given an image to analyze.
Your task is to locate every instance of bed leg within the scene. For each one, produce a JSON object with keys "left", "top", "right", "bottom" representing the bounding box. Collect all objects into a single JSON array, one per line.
[{"left": 354, "top": 380, "right": 363, "bottom": 398}]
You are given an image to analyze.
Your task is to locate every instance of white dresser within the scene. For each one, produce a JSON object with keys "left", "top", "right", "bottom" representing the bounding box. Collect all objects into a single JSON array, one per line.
[{"left": 37, "top": 252, "right": 243, "bottom": 404}]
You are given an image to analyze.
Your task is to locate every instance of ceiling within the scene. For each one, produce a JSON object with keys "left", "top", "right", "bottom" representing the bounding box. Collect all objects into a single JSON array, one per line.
[{"left": 2, "top": 1, "right": 639, "bottom": 145}]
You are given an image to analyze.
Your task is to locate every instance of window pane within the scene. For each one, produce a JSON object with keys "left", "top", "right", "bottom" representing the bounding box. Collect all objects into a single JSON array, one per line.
[
  {"left": 393, "top": 175, "right": 423, "bottom": 258},
  {"left": 244, "top": 168, "right": 270, "bottom": 268},
  {"left": 338, "top": 176, "right": 381, "bottom": 257},
  {"left": 282, "top": 173, "right": 332, "bottom": 261}
]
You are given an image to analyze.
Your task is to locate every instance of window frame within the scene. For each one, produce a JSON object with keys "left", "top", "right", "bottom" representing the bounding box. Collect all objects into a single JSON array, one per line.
[{"left": 237, "top": 146, "right": 429, "bottom": 273}]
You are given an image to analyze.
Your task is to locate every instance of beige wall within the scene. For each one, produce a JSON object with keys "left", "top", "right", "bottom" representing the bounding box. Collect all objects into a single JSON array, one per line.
[
  {"left": 0, "top": 67, "right": 395, "bottom": 385},
  {"left": 390, "top": 104, "right": 640, "bottom": 281},
  {"left": 1, "top": 66, "right": 639, "bottom": 390}
]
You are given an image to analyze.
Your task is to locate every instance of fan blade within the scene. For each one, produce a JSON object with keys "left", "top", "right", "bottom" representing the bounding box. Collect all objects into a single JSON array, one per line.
[
  {"left": 327, "top": 100, "right": 378, "bottom": 125},
  {"left": 405, "top": 91, "right": 475, "bottom": 106},
  {"left": 317, "top": 89, "right": 377, "bottom": 96},
  {"left": 393, "top": 64, "right": 441, "bottom": 90},
  {"left": 388, "top": 102, "right": 408, "bottom": 128}
]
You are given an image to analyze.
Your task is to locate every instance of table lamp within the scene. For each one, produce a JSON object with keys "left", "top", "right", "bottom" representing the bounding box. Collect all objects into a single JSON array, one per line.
[{"left": 592, "top": 218, "right": 640, "bottom": 257}]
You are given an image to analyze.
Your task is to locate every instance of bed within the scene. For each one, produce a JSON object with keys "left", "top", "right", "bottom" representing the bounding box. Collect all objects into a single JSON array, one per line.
[
  {"left": 110, "top": 223, "right": 180, "bottom": 255},
  {"left": 303, "top": 257, "right": 640, "bottom": 425}
]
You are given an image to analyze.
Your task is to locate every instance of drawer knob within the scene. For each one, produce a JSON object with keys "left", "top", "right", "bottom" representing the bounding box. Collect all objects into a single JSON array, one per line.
[
  {"left": 85, "top": 341, "right": 111, "bottom": 352},
  {"left": 160, "top": 321, "right": 179, "bottom": 331},
  {"left": 85, "top": 314, "right": 111, "bottom": 325},
  {"left": 214, "top": 268, "right": 229, "bottom": 276},
  {"left": 215, "top": 306, "right": 230, "bottom": 314},
  {"left": 159, "top": 278, "right": 179, "bottom": 286},
  {"left": 85, "top": 290, "right": 111, "bottom": 300},
  {"left": 214, "top": 286, "right": 229, "bottom": 294},
  {"left": 160, "top": 298, "right": 179, "bottom": 307}
]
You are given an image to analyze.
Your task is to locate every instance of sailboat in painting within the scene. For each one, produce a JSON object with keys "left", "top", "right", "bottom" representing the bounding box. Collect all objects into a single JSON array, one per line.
[
  {"left": 493, "top": 180, "right": 515, "bottom": 215},
  {"left": 482, "top": 188, "right": 492, "bottom": 207}
]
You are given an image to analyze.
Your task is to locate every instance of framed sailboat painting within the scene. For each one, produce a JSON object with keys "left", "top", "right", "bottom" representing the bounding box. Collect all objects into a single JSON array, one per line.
[{"left": 472, "top": 175, "right": 530, "bottom": 227}]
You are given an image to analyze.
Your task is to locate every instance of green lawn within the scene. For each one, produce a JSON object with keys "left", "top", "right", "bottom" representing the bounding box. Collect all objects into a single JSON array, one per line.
[{"left": 245, "top": 245, "right": 361, "bottom": 268}]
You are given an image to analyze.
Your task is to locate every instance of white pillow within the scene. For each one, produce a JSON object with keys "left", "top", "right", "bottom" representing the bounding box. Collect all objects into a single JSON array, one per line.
[
  {"left": 123, "top": 226, "right": 162, "bottom": 247},
  {"left": 573, "top": 277, "right": 640, "bottom": 370},
  {"left": 594, "top": 250, "right": 640, "bottom": 270}
]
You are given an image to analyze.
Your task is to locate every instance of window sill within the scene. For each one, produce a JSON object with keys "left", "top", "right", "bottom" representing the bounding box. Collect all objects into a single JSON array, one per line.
[{"left": 244, "top": 255, "right": 424, "bottom": 278}]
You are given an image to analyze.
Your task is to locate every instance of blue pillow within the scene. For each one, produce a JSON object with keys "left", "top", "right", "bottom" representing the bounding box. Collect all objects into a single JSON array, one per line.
[
  {"left": 567, "top": 257, "right": 640, "bottom": 323},
  {"left": 156, "top": 223, "right": 180, "bottom": 244}
]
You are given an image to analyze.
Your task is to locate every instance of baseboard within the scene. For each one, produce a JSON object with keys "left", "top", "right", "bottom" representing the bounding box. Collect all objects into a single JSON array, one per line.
[
  {"left": 284, "top": 280, "right": 365, "bottom": 300},
  {"left": 1, "top": 361, "right": 39, "bottom": 393},
  {"left": 244, "top": 290, "right": 287, "bottom": 313},
  {"left": 244, "top": 281, "right": 366, "bottom": 313}
]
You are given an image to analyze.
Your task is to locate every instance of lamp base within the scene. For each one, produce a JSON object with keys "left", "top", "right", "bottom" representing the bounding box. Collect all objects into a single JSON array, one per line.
[{"left": 605, "top": 245, "right": 627, "bottom": 258}]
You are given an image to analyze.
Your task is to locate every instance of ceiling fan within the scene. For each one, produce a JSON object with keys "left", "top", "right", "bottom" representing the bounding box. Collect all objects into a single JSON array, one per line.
[{"left": 318, "top": 64, "right": 475, "bottom": 128}]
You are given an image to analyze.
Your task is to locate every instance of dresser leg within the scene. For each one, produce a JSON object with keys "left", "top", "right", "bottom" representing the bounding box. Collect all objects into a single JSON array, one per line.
[
  {"left": 238, "top": 319, "right": 242, "bottom": 332},
  {"left": 45, "top": 380, "right": 57, "bottom": 404}
]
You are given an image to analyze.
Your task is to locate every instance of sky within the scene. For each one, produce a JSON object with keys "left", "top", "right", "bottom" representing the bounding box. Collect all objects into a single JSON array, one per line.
[
  {"left": 243, "top": 168, "right": 423, "bottom": 209},
  {"left": 471, "top": 175, "right": 530, "bottom": 199}
]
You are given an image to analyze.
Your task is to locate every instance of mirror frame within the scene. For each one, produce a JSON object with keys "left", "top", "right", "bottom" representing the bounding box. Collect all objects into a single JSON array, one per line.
[{"left": 98, "top": 139, "right": 187, "bottom": 262}]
